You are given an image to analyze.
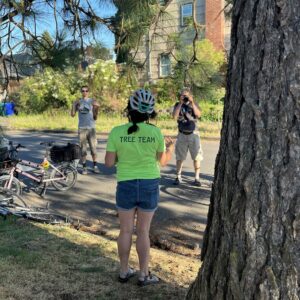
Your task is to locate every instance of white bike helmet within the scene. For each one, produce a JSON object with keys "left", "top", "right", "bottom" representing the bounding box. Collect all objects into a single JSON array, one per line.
[{"left": 129, "top": 89, "right": 155, "bottom": 114}]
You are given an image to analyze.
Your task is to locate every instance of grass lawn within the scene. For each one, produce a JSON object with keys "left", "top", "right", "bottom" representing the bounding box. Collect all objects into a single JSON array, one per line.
[
  {"left": 0, "top": 112, "right": 221, "bottom": 139},
  {"left": 0, "top": 217, "right": 200, "bottom": 300}
]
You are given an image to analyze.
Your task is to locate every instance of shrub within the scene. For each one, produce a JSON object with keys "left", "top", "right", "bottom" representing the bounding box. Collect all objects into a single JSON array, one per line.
[
  {"left": 145, "top": 40, "right": 226, "bottom": 110},
  {"left": 19, "top": 68, "right": 83, "bottom": 113},
  {"left": 200, "top": 101, "right": 223, "bottom": 122},
  {"left": 18, "top": 60, "right": 138, "bottom": 113},
  {"left": 88, "top": 60, "right": 137, "bottom": 112}
]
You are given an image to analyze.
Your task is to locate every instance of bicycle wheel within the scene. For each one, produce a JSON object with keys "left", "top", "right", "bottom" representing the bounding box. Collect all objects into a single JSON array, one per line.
[
  {"left": 0, "top": 187, "right": 14, "bottom": 204},
  {"left": 0, "top": 188, "right": 28, "bottom": 219},
  {"left": 0, "top": 175, "right": 22, "bottom": 195},
  {"left": 25, "top": 209, "right": 72, "bottom": 225},
  {"left": 0, "top": 188, "right": 27, "bottom": 207},
  {"left": 50, "top": 164, "right": 77, "bottom": 191}
]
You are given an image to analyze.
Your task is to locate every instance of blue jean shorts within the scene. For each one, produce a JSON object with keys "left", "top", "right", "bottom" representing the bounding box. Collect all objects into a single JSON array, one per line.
[{"left": 116, "top": 178, "right": 160, "bottom": 212}]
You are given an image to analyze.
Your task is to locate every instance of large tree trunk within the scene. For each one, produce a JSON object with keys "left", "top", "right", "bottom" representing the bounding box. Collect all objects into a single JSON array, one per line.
[{"left": 187, "top": 0, "right": 300, "bottom": 299}]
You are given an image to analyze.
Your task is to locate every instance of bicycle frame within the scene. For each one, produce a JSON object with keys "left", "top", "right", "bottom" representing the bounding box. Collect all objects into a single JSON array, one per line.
[
  {"left": 0, "top": 188, "right": 71, "bottom": 224},
  {"left": 4, "top": 159, "right": 69, "bottom": 189},
  {"left": 1, "top": 141, "right": 78, "bottom": 196}
]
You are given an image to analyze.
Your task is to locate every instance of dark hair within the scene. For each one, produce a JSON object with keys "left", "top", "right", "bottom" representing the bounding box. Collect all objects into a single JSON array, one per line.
[
  {"left": 178, "top": 87, "right": 191, "bottom": 99},
  {"left": 125, "top": 102, "right": 157, "bottom": 135}
]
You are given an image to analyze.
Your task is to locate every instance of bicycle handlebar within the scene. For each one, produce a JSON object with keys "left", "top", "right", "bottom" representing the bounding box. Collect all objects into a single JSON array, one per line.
[
  {"left": 7, "top": 143, "right": 26, "bottom": 152},
  {"left": 16, "top": 144, "right": 26, "bottom": 149},
  {"left": 40, "top": 141, "right": 55, "bottom": 147}
]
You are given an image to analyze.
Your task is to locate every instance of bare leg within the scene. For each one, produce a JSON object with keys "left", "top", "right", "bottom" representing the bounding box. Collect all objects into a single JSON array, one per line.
[
  {"left": 193, "top": 160, "right": 201, "bottom": 180},
  {"left": 176, "top": 160, "right": 183, "bottom": 178},
  {"left": 136, "top": 210, "right": 155, "bottom": 276},
  {"left": 91, "top": 153, "right": 97, "bottom": 163},
  {"left": 81, "top": 155, "right": 87, "bottom": 164},
  {"left": 118, "top": 209, "right": 136, "bottom": 273}
]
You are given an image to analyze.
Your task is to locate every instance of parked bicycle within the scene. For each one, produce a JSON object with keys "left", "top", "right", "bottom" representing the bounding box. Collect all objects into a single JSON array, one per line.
[
  {"left": 0, "top": 187, "right": 72, "bottom": 224},
  {"left": 0, "top": 141, "right": 79, "bottom": 197}
]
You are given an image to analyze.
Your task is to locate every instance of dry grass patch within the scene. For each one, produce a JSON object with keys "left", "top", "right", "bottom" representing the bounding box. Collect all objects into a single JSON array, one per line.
[
  {"left": 1, "top": 113, "right": 220, "bottom": 139},
  {"left": 0, "top": 217, "right": 200, "bottom": 300}
]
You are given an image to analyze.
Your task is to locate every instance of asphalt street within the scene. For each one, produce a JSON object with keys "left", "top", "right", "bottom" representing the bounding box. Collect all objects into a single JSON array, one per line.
[{"left": 4, "top": 130, "right": 220, "bottom": 249}]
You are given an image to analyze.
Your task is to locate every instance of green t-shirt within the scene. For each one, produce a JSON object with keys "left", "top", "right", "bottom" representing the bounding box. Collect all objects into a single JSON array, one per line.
[{"left": 106, "top": 122, "right": 165, "bottom": 181}]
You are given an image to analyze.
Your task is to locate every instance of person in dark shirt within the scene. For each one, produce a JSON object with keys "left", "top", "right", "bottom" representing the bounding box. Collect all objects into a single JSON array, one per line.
[{"left": 172, "top": 88, "right": 204, "bottom": 186}]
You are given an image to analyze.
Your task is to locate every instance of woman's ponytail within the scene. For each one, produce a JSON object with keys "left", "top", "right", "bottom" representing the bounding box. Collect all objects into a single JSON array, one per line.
[{"left": 128, "top": 122, "right": 139, "bottom": 134}]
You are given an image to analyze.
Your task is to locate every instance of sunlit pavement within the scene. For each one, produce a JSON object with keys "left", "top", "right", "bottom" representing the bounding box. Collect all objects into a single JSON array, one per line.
[{"left": 4, "top": 130, "right": 220, "bottom": 251}]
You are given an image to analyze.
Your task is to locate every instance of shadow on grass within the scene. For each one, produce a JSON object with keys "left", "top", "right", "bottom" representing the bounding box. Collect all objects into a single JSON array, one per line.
[
  {"left": 0, "top": 217, "right": 193, "bottom": 300},
  {"left": 6, "top": 131, "right": 212, "bottom": 259}
]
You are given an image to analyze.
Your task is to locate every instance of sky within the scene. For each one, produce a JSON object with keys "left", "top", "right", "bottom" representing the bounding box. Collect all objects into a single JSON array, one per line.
[
  {"left": 40, "top": 1, "right": 117, "bottom": 50},
  {"left": 0, "top": 1, "right": 117, "bottom": 55},
  {"left": 91, "top": 1, "right": 117, "bottom": 49}
]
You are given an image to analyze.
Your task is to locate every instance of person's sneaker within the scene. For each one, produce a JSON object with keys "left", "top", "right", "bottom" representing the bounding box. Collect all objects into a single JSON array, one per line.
[
  {"left": 138, "top": 272, "right": 160, "bottom": 287},
  {"left": 173, "top": 177, "right": 182, "bottom": 185},
  {"left": 118, "top": 268, "right": 136, "bottom": 283},
  {"left": 194, "top": 179, "right": 201, "bottom": 187},
  {"left": 82, "top": 167, "right": 88, "bottom": 175},
  {"left": 93, "top": 165, "right": 100, "bottom": 174}
]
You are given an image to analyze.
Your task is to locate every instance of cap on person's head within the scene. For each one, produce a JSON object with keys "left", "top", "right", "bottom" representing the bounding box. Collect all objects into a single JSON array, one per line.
[{"left": 180, "top": 87, "right": 191, "bottom": 95}]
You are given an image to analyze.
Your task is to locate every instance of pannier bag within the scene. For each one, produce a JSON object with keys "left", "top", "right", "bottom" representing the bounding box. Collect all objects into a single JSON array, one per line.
[
  {"left": 0, "top": 147, "right": 12, "bottom": 170},
  {"left": 0, "top": 147, "right": 9, "bottom": 162},
  {"left": 50, "top": 143, "right": 80, "bottom": 163}
]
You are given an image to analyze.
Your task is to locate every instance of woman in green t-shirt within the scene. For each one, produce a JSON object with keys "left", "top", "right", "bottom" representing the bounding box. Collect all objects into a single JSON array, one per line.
[{"left": 105, "top": 89, "right": 174, "bottom": 286}]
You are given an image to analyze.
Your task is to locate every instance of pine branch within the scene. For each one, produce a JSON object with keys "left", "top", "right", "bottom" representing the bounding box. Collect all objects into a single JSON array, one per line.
[{"left": 0, "top": 0, "right": 35, "bottom": 24}]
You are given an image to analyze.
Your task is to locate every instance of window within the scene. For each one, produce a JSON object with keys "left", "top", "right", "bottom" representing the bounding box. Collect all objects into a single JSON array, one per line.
[
  {"left": 160, "top": 54, "right": 171, "bottom": 77},
  {"left": 181, "top": 3, "right": 193, "bottom": 26}
]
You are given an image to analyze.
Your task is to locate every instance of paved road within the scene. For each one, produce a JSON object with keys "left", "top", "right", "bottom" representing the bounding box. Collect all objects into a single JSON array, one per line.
[{"left": 5, "top": 131, "right": 220, "bottom": 249}]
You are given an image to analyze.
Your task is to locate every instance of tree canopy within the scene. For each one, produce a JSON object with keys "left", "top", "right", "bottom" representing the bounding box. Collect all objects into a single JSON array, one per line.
[{"left": 0, "top": 0, "right": 171, "bottom": 89}]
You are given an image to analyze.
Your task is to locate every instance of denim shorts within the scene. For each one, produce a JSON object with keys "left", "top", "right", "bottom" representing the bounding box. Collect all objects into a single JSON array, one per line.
[{"left": 116, "top": 178, "right": 160, "bottom": 212}]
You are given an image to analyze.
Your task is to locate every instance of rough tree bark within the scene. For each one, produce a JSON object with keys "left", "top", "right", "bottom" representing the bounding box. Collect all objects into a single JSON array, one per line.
[{"left": 187, "top": 0, "right": 299, "bottom": 299}]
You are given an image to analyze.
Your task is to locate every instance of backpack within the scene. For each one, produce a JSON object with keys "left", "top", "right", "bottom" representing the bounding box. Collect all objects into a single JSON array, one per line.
[
  {"left": 177, "top": 103, "right": 196, "bottom": 134},
  {"left": 50, "top": 143, "right": 80, "bottom": 163},
  {"left": 0, "top": 147, "right": 9, "bottom": 162}
]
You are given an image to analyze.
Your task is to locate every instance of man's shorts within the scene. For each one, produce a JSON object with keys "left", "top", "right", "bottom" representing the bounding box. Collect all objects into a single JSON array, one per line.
[
  {"left": 175, "top": 132, "right": 204, "bottom": 161},
  {"left": 116, "top": 179, "right": 160, "bottom": 212},
  {"left": 78, "top": 128, "right": 97, "bottom": 157}
]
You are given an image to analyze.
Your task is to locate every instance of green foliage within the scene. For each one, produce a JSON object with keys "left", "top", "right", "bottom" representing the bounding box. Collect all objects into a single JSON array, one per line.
[
  {"left": 88, "top": 60, "right": 137, "bottom": 112},
  {"left": 18, "top": 60, "right": 137, "bottom": 113},
  {"left": 200, "top": 101, "right": 224, "bottom": 122},
  {"left": 173, "top": 39, "right": 226, "bottom": 99},
  {"left": 19, "top": 68, "right": 83, "bottom": 113},
  {"left": 113, "top": 1, "right": 161, "bottom": 63},
  {"left": 29, "top": 31, "right": 112, "bottom": 70},
  {"left": 89, "top": 43, "right": 112, "bottom": 61},
  {"left": 147, "top": 39, "right": 226, "bottom": 108},
  {"left": 29, "top": 31, "right": 82, "bottom": 70},
  {"left": 0, "top": 0, "right": 166, "bottom": 90},
  {"left": 154, "top": 101, "right": 223, "bottom": 122},
  {"left": 200, "top": 87, "right": 225, "bottom": 104},
  {"left": 145, "top": 78, "right": 178, "bottom": 109}
]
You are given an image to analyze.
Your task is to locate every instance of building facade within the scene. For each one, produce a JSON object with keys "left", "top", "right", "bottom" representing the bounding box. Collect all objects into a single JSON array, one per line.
[{"left": 134, "top": 0, "right": 230, "bottom": 83}]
